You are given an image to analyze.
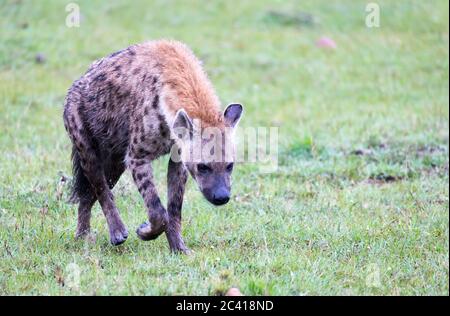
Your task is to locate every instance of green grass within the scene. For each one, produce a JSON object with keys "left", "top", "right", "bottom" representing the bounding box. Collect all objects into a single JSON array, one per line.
[{"left": 0, "top": 0, "right": 448, "bottom": 295}]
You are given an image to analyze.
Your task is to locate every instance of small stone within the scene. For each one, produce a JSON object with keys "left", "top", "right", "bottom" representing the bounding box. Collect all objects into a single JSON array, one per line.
[
  {"left": 316, "top": 36, "right": 337, "bottom": 49},
  {"left": 35, "top": 53, "right": 46, "bottom": 64},
  {"left": 225, "top": 287, "right": 243, "bottom": 296},
  {"left": 351, "top": 149, "right": 372, "bottom": 156}
]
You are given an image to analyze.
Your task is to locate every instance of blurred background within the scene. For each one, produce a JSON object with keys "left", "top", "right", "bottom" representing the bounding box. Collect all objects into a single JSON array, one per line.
[{"left": 1, "top": 0, "right": 449, "bottom": 149}]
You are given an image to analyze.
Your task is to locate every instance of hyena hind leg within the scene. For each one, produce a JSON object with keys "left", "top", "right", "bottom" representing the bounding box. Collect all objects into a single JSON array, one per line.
[
  {"left": 71, "top": 148, "right": 96, "bottom": 238},
  {"left": 72, "top": 150, "right": 126, "bottom": 240},
  {"left": 82, "top": 156, "right": 128, "bottom": 245},
  {"left": 70, "top": 141, "right": 128, "bottom": 245},
  {"left": 76, "top": 195, "right": 96, "bottom": 238}
]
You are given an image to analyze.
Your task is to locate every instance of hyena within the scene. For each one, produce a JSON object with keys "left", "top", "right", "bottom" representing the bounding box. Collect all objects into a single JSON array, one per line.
[{"left": 63, "top": 40, "right": 243, "bottom": 253}]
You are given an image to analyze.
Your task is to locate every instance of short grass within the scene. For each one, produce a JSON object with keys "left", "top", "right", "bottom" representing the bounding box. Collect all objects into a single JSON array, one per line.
[{"left": 0, "top": 0, "right": 448, "bottom": 295}]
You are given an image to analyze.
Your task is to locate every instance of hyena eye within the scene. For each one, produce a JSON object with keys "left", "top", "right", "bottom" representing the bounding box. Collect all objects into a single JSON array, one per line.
[
  {"left": 197, "top": 163, "right": 212, "bottom": 174},
  {"left": 226, "top": 163, "right": 234, "bottom": 172}
]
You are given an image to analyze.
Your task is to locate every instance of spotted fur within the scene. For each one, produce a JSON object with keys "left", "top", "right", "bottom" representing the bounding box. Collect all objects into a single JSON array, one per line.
[{"left": 63, "top": 40, "right": 242, "bottom": 252}]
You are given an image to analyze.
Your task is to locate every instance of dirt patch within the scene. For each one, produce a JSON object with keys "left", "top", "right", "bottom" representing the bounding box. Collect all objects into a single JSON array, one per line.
[
  {"left": 367, "top": 173, "right": 404, "bottom": 185},
  {"left": 350, "top": 149, "right": 373, "bottom": 156},
  {"left": 264, "top": 10, "right": 318, "bottom": 28},
  {"left": 415, "top": 145, "right": 447, "bottom": 157}
]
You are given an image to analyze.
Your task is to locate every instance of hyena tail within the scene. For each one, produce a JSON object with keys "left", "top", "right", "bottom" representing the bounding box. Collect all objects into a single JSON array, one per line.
[{"left": 69, "top": 146, "right": 91, "bottom": 203}]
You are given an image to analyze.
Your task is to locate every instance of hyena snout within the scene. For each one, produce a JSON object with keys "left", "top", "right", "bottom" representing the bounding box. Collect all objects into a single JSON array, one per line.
[
  {"left": 211, "top": 187, "right": 230, "bottom": 206},
  {"left": 193, "top": 164, "right": 234, "bottom": 206},
  {"left": 202, "top": 186, "right": 230, "bottom": 206}
]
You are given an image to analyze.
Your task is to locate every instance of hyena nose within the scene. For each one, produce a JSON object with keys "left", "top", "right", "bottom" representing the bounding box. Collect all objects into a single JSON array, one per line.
[{"left": 212, "top": 188, "right": 230, "bottom": 206}]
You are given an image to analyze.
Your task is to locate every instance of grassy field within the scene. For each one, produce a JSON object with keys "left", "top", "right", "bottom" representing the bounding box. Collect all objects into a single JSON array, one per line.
[{"left": 0, "top": 0, "right": 448, "bottom": 295}]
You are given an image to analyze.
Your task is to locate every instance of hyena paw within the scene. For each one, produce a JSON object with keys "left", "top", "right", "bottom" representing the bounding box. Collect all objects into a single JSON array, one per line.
[
  {"left": 136, "top": 221, "right": 165, "bottom": 241},
  {"left": 136, "top": 214, "right": 168, "bottom": 241},
  {"left": 75, "top": 228, "right": 90, "bottom": 239},
  {"left": 170, "top": 244, "right": 192, "bottom": 255},
  {"left": 110, "top": 226, "right": 129, "bottom": 246},
  {"left": 167, "top": 234, "right": 191, "bottom": 254}
]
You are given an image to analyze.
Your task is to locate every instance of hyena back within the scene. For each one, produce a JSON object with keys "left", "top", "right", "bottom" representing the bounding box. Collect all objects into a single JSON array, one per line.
[{"left": 63, "top": 40, "right": 243, "bottom": 252}]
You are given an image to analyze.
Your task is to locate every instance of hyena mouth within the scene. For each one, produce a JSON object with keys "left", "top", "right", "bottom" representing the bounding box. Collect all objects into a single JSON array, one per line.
[{"left": 210, "top": 197, "right": 230, "bottom": 206}]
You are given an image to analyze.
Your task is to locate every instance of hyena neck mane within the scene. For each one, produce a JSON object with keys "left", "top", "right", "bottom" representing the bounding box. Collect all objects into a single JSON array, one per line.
[{"left": 149, "top": 40, "right": 225, "bottom": 129}]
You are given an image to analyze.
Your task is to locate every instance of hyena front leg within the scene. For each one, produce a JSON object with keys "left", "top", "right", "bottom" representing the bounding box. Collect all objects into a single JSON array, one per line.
[
  {"left": 128, "top": 155, "right": 169, "bottom": 241},
  {"left": 165, "top": 158, "right": 190, "bottom": 253}
]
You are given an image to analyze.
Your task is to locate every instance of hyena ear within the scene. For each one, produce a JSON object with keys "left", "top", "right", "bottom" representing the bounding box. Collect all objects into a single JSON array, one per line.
[
  {"left": 223, "top": 103, "right": 243, "bottom": 128},
  {"left": 172, "top": 109, "right": 193, "bottom": 140}
]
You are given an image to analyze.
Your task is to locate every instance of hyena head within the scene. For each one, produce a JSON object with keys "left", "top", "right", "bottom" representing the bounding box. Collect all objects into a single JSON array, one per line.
[{"left": 172, "top": 104, "right": 243, "bottom": 206}]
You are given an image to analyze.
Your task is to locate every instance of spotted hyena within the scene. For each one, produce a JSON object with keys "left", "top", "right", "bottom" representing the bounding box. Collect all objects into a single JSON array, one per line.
[{"left": 63, "top": 40, "right": 243, "bottom": 253}]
